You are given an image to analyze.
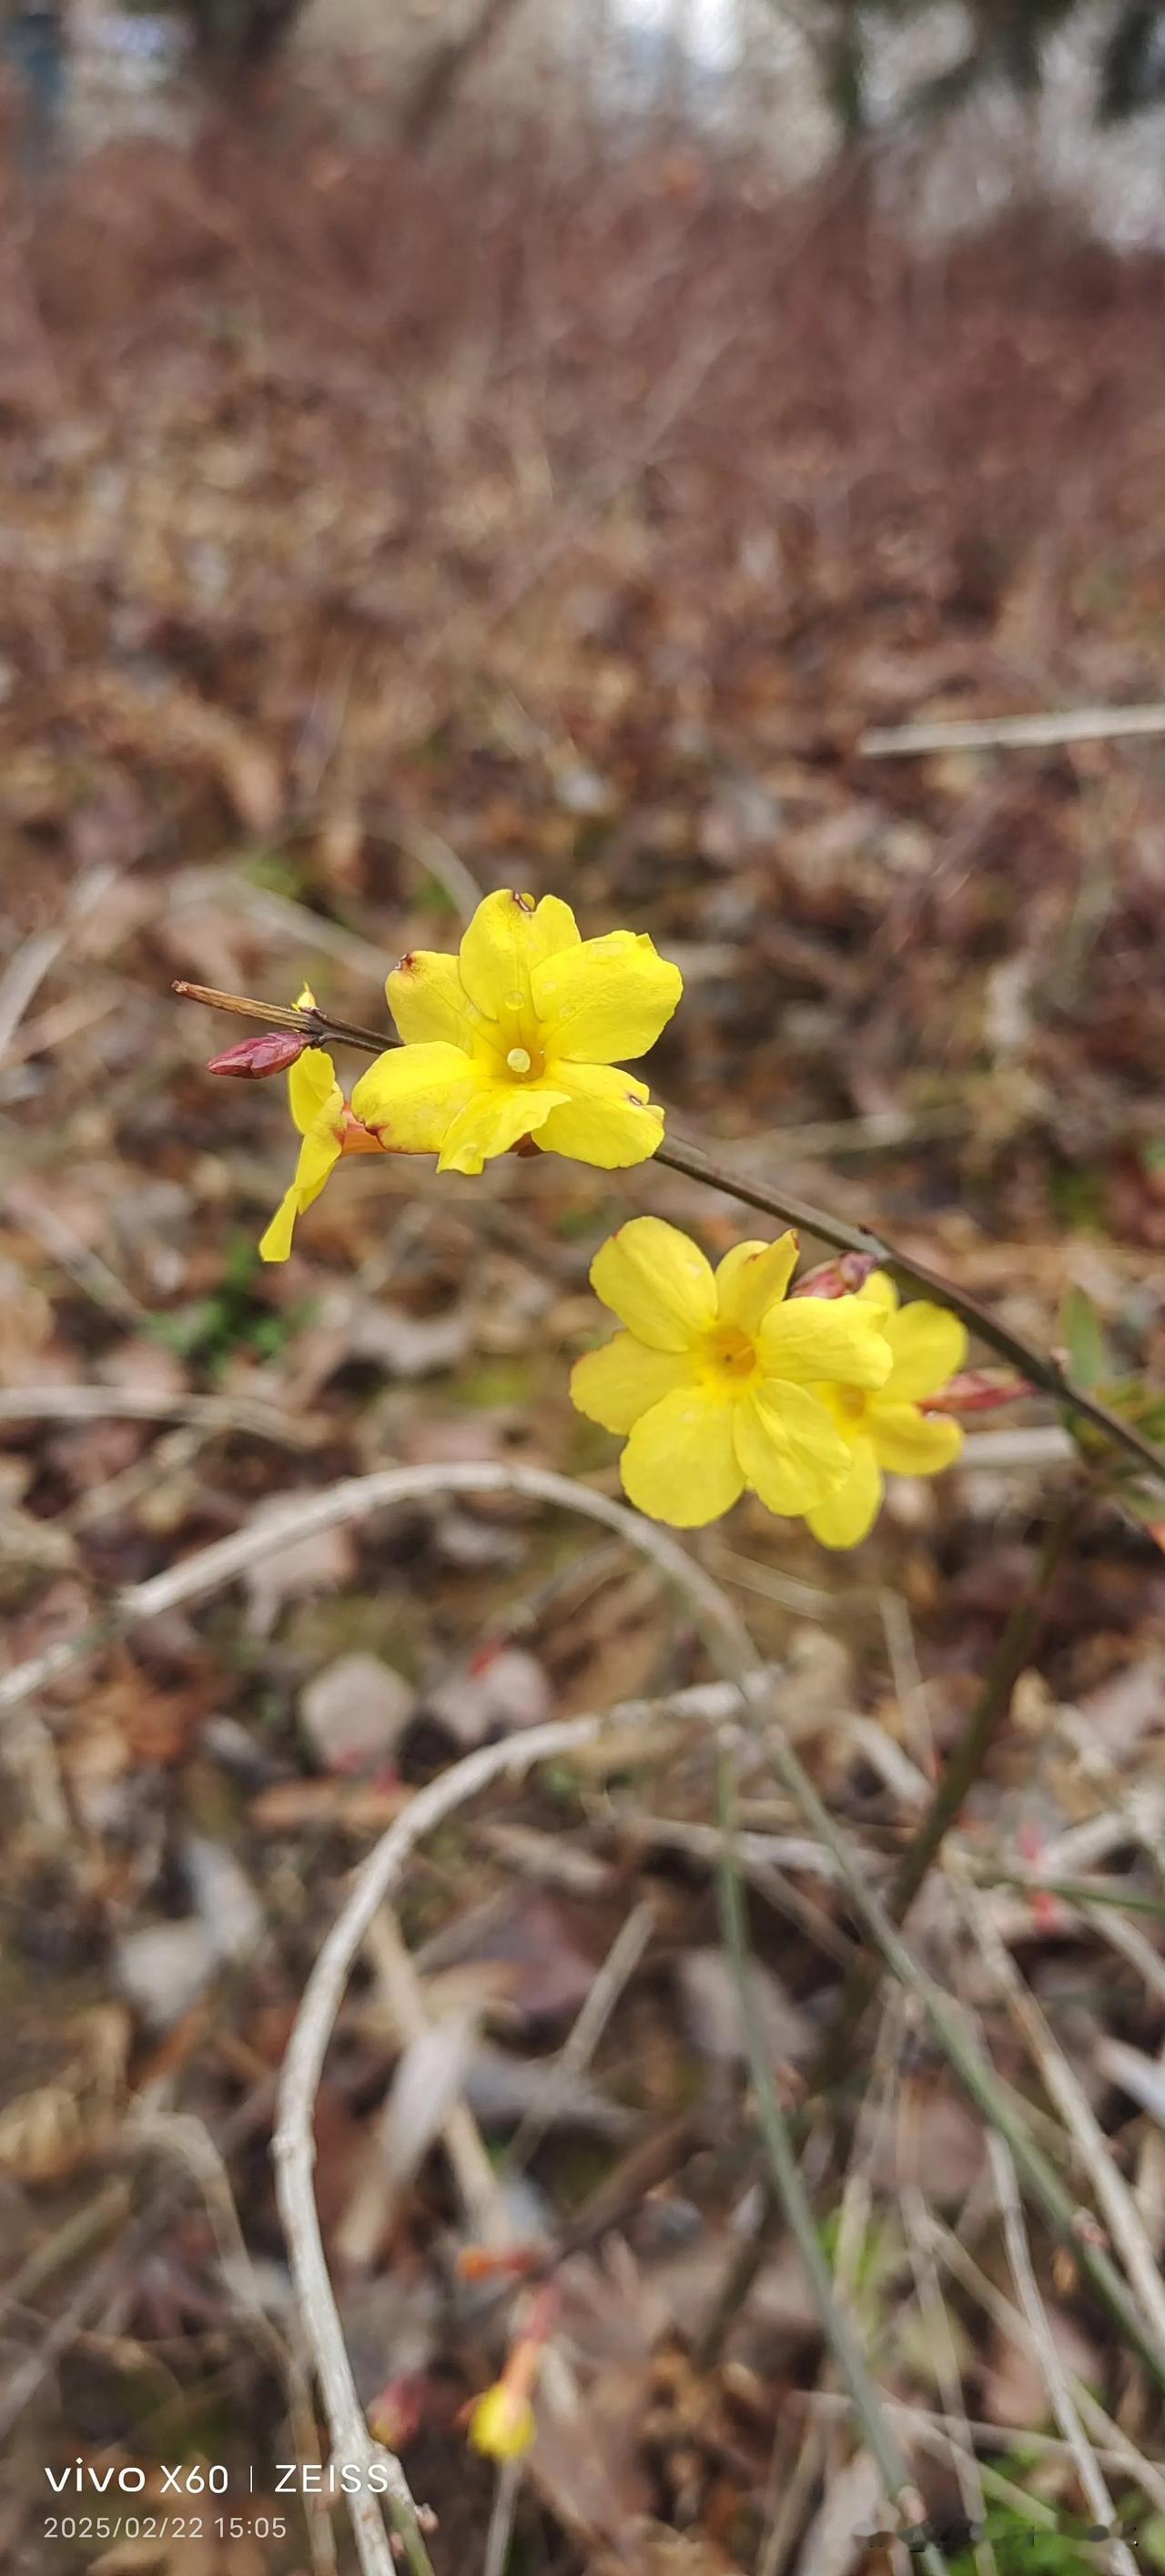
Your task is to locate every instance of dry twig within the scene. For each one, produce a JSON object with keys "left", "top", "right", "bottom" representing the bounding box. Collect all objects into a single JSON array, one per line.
[
  {"left": 989, "top": 2135, "right": 1140, "bottom": 2576},
  {"left": 861, "top": 703, "right": 1165, "bottom": 757}
]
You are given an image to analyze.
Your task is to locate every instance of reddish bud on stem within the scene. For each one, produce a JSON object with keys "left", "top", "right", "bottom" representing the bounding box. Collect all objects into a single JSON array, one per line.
[
  {"left": 793, "top": 1253, "right": 879, "bottom": 1299},
  {"left": 457, "top": 2244, "right": 542, "bottom": 2283},
  {"left": 207, "top": 1032, "right": 309, "bottom": 1079},
  {"left": 923, "top": 1368, "right": 1031, "bottom": 1416}
]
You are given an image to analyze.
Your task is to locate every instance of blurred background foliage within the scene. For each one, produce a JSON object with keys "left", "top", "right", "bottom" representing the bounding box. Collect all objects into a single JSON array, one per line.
[{"left": 135, "top": 0, "right": 1165, "bottom": 131}]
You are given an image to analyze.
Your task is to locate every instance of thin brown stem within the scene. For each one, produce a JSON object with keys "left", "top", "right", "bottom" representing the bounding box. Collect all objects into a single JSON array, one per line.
[
  {"left": 173, "top": 980, "right": 1164, "bottom": 1491},
  {"left": 173, "top": 982, "right": 393, "bottom": 1056},
  {"left": 654, "top": 1136, "right": 1163, "bottom": 1488}
]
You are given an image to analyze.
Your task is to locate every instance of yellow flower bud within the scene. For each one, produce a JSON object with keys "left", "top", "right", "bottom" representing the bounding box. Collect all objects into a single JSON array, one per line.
[{"left": 467, "top": 2381, "right": 536, "bottom": 2461}]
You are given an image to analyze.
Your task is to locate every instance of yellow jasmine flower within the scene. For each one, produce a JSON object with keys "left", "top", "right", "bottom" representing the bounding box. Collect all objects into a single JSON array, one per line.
[
  {"left": 805, "top": 1272, "right": 968, "bottom": 1549},
  {"left": 570, "top": 1218, "right": 893, "bottom": 1528},
  {"left": 258, "top": 1046, "right": 396, "bottom": 1262},
  {"left": 372, "top": 887, "right": 682, "bottom": 1176},
  {"left": 467, "top": 2380, "right": 536, "bottom": 2462}
]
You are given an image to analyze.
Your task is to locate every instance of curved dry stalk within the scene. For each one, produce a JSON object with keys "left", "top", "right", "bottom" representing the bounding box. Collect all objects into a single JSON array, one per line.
[
  {"left": 274, "top": 1709, "right": 606, "bottom": 2576},
  {"left": 127, "top": 2109, "right": 337, "bottom": 2576},
  {"left": 0, "top": 1460, "right": 749, "bottom": 1718},
  {"left": 6, "top": 1451, "right": 1162, "bottom": 2387},
  {"left": 8, "top": 1446, "right": 1162, "bottom": 2490},
  {"left": 266, "top": 1463, "right": 938, "bottom": 2574},
  {"left": 0, "top": 1383, "right": 312, "bottom": 1445}
]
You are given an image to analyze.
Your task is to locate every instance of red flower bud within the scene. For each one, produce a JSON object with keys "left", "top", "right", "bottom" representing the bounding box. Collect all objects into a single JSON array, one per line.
[
  {"left": 923, "top": 1369, "right": 1030, "bottom": 1416},
  {"left": 367, "top": 2373, "right": 429, "bottom": 2450},
  {"left": 206, "top": 1031, "right": 309, "bottom": 1079},
  {"left": 457, "top": 2244, "right": 542, "bottom": 2283},
  {"left": 793, "top": 1253, "right": 879, "bottom": 1299}
]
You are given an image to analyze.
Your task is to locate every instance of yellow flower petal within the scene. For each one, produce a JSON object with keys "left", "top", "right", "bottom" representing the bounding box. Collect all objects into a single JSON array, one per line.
[
  {"left": 436, "top": 1081, "right": 567, "bottom": 1175},
  {"left": 258, "top": 1189, "right": 299, "bottom": 1264},
  {"left": 868, "top": 1403, "right": 965, "bottom": 1477},
  {"left": 858, "top": 1271, "right": 899, "bottom": 1321},
  {"left": 714, "top": 1234, "right": 799, "bottom": 1336},
  {"left": 289, "top": 1046, "right": 342, "bottom": 1136},
  {"left": 387, "top": 949, "right": 478, "bottom": 1048},
  {"left": 258, "top": 1126, "right": 342, "bottom": 1264},
  {"left": 619, "top": 1386, "right": 744, "bottom": 1525},
  {"left": 805, "top": 1438, "right": 884, "bottom": 1548},
  {"left": 538, "top": 1063, "right": 664, "bottom": 1168},
  {"left": 468, "top": 2384, "right": 536, "bottom": 2460},
  {"left": 531, "top": 931, "right": 682, "bottom": 1064},
  {"left": 571, "top": 1334, "right": 693, "bottom": 1434},
  {"left": 758, "top": 1296, "right": 892, "bottom": 1390},
  {"left": 590, "top": 1217, "right": 717, "bottom": 1351},
  {"left": 884, "top": 1304, "right": 968, "bottom": 1403},
  {"left": 457, "top": 890, "right": 580, "bottom": 1021},
  {"left": 734, "top": 1382, "right": 853, "bottom": 1514},
  {"left": 350, "top": 1043, "right": 475, "bottom": 1152}
]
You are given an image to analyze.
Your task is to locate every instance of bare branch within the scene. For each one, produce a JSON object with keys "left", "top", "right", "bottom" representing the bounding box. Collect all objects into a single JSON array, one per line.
[{"left": 862, "top": 703, "right": 1165, "bottom": 758}]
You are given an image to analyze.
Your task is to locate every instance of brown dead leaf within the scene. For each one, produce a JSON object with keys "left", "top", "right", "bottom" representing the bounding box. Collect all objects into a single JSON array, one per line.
[
  {"left": 590, "top": 2530, "right": 745, "bottom": 2575},
  {"left": 800, "top": 2456, "right": 893, "bottom": 2576},
  {"left": 0, "top": 1254, "right": 54, "bottom": 1376},
  {"left": 1076, "top": 1656, "right": 1165, "bottom": 1756},
  {"left": 0, "top": 2078, "right": 112, "bottom": 2185},
  {"left": 0, "top": 2006, "right": 128, "bottom": 2184},
  {"left": 416, "top": 1892, "right": 601, "bottom": 2027},
  {"left": 82, "top": 672, "right": 283, "bottom": 835},
  {"left": 529, "top": 2356, "right": 653, "bottom": 2546},
  {"left": 981, "top": 2302, "right": 1101, "bottom": 2430},
  {"left": 676, "top": 1948, "right": 813, "bottom": 2069},
  {"left": 242, "top": 1500, "right": 358, "bottom": 1636},
  {"left": 427, "top": 1643, "right": 552, "bottom": 1749},
  {"left": 869, "top": 2078, "right": 985, "bottom": 2201},
  {"left": 299, "top": 1650, "right": 416, "bottom": 1771},
  {"left": 249, "top": 1777, "right": 411, "bottom": 1835}
]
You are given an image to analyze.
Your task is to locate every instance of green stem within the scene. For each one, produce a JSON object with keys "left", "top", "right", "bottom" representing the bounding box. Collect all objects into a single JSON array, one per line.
[
  {"left": 655, "top": 1134, "right": 1163, "bottom": 1490},
  {"left": 698, "top": 1489, "right": 1080, "bottom": 2363},
  {"left": 751, "top": 1715, "right": 1165, "bottom": 2389},
  {"left": 173, "top": 981, "right": 1165, "bottom": 1492},
  {"left": 973, "top": 1870, "right": 1165, "bottom": 1917},
  {"left": 715, "top": 1743, "right": 944, "bottom": 2569},
  {"left": 809, "top": 1485, "right": 1082, "bottom": 2099}
]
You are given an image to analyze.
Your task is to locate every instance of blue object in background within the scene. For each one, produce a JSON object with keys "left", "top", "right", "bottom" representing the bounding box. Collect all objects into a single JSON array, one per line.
[{"left": 0, "top": 6, "right": 67, "bottom": 163}]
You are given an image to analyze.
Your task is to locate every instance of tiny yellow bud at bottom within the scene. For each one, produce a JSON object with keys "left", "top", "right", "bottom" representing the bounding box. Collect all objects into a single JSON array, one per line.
[{"left": 467, "top": 2383, "right": 536, "bottom": 2461}]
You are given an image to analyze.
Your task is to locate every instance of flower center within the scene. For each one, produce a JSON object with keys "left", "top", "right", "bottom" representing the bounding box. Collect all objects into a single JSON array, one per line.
[
  {"left": 837, "top": 1388, "right": 867, "bottom": 1424},
  {"left": 706, "top": 1326, "right": 758, "bottom": 1385},
  {"left": 339, "top": 1110, "right": 385, "bottom": 1158},
  {"left": 495, "top": 1032, "right": 545, "bottom": 1082}
]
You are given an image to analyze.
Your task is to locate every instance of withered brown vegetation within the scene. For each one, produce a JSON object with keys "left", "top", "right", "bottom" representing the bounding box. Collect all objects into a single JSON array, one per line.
[{"left": 2, "top": 111, "right": 1165, "bottom": 2576}]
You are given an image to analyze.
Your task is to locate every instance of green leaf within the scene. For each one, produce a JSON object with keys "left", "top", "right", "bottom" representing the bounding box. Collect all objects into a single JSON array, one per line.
[
  {"left": 1140, "top": 2514, "right": 1165, "bottom": 2571},
  {"left": 1060, "top": 1285, "right": 1111, "bottom": 1391}
]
